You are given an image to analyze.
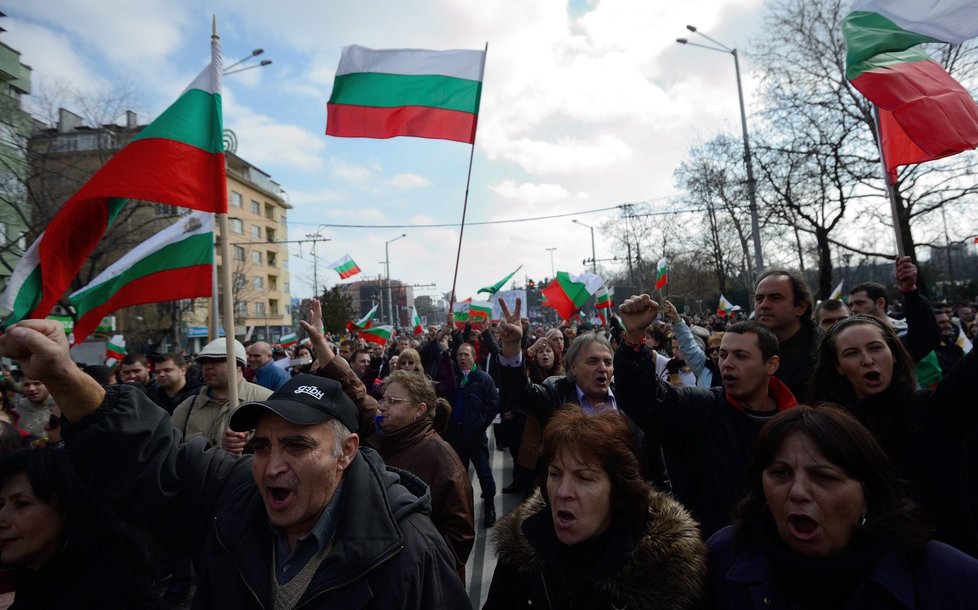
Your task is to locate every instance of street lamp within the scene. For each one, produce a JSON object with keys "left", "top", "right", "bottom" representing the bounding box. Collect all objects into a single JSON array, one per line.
[
  {"left": 385, "top": 234, "right": 407, "bottom": 326},
  {"left": 572, "top": 219, "right": 597, "bottom": 273},
  {"left": 546, "top": 247, "right": 557, "bottom": 279},
  {"left": 677, "top": 25, "right": 764, "bottom": 278},
  {"left": 223, "top": 48, "right": 273, "bottom": 75}
]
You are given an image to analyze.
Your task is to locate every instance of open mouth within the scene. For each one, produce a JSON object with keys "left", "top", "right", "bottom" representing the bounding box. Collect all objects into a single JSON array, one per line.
[
  {"left": 788, "top": 514, "right": 819, "bottom": 539},
  {"left": 722, "top": 374, "right": 738, "bottom": 385},
  {"left": 555, "top": 509, "right": 576, "bottom": 528},
  {"left": 266, "top": 486, "right": 294, "bottom": 510}
]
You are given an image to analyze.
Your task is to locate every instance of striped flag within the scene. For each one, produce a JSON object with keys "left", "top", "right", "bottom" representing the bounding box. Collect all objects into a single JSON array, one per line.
[
  {"left": 106, "top": 334, "right": 126, "bottom": 367},
  {"left": 328, "top": 254, "right": 361, "bottom": 280},
  {"left": 278, "top": 332, "right": 297, "bottom": 349},
  {"left": 469, "top": 300, "right": 492, "bottom": 322},
  {"left": 595, "top": 286, "right": 614, "bottom": 309},
  {"left": 655, "top": 258, "right": 669, "bottom": 290},
  {"left": 326, "top": 45, "right": 486, "bottom": 144},
  {"left": 359, "top": 325, "right": 393, "bottom": 347},
  {"left": 346, "top": 303, "right": 378, "bottom": 333},
  {"left": 410, "top": 306, "right": 424, "bottom": 336},
  {"left": 541, "top": 272, "right": 603, "bottom": 322}
]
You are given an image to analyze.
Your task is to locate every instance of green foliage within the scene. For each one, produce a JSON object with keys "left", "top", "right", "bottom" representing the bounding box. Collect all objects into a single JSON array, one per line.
[{"left": 319, "top": 286, "right": 353, "bottom": 335}]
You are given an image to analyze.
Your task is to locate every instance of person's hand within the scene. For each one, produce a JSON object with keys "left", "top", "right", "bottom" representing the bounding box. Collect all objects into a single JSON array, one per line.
[
  {"left": 445, "top": 312, "right": 454, "bottom": 329},
  {"left": 497, "top": 298, "right": 524, "bottom": 357},
  {"left": 662, "top": 299, "right": 680, "bottom": 324},
  {"left": 618, "top": 294, "right": 659, "bottom": 343},
  {"left": 895, "top": 256, "right": 917, "bottom": 292},
  {"left": 222, "top": 429, "right": 249, "bottom": 455},
  {"left": 0, "top": 320, "right": 73, "bottom": 382},
  {"left": 299, "top": 299, "right": 335, "bottom": 368}
]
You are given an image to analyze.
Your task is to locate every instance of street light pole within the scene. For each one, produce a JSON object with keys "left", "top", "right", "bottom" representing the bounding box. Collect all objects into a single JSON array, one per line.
[
  {"left": 385, "top": 234, "right": 407, "bottom": 327},
  {"left": 572, "top": 220, "right": 597, "bottom": 273},
  {"left": 546, "top": 247, "right": 557, "bottom": 278},
  {"left": 678, "top": 25, "right": 764, "bottom": 279}
]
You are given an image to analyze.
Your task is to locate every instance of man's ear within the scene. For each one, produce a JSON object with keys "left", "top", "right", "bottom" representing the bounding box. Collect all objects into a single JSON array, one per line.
[
  {"left": 765, "top": 354, "right": 780, "bottom": 376},
  {"left": 337, "top": 433, "right": 359, "bottom": 470}
]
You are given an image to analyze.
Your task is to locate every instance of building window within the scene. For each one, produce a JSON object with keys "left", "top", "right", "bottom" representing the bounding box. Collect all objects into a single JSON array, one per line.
[
  {"left": 231, "top": 218, "right": 243, "bottom": 234},
  {"left": 269, "top": 299, "right": 279, "bottom": 316},
  {"left": 231, "top": 191, "right": 243, "bottom": 208},
  {"left": 233, "top": 245, "right": 245, "bottom": 261},
  {"left": 280, "top": 214, "right": 287, "bottom": 229},
  {"left": 251, "top": 225, "right": 261, "bottom": 239},
  {"left": 266, "top": 228, "right": 276, "bottom": 242},
  {"left": 251, "top": 200, "right": 261, "bottom": 215},
  {"left": 267, "top": 252, "right": 277, "bottom": 268},
  {"left": 255, "top": 301, "right": 266, "bottom": 316},
  {"left": 253, "top": 276, "right": 264, "bottom": 290},
  {"left": 235, "top": 301, "right": 248, "bottom": 315},
  {"left": 252, "top": 250, "right": 262, "bottom": 265}
]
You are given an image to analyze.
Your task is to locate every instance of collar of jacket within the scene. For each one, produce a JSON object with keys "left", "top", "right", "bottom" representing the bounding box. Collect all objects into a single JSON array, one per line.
[
  {"left": 369, "top": 417, "right": 435, "bottom": 456},
  {"left": 725, "top": 376, "right": 798, "bottom": 415},
  {"left": 491, "top": 489, "right": 706, "bottom": 609},
  {"left": 214, "top": 447, "right": 431, "bottom": 606}
]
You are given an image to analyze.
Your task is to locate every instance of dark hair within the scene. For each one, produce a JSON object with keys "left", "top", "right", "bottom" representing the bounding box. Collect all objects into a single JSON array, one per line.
[
  {"left": 756, "top": 269, "right": 813, "bottom": 320},
  {"left": 538, "top": 406, "right": 652, "bottom": 528},
  {"left": 814, "top": 299, "right": 848, "bottom": 323},
  {"left": 149, "top": 352, "right": 186, "bottom": 367},
  {"left": 82, "top": 365, "right": 114, "bottom": 385},
  {"left": 0, "top": 421, "right": 23, "bottom": 456},
  {"left": 725, "top": 321, "right": 780, "bottom": 362},
  {"left": 734, "top": 404, "right": 931, "bottom": 554},
  {"left": 850, "top": 282, "right": 889, "bottom": 309},
  {"left": 564, "top": 332, "right": 612, "bottom": 383},
  {"left": 119, "top": 353, "right": 148, "bottom": 367},
  {"left": 809, "top": 315, "right": 915, "bottom": 406}
]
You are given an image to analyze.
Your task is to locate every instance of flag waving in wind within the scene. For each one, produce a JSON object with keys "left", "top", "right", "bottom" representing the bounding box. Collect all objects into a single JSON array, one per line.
[
  {"left": 0, "top": 36, "right": 225, "bottom": 328},
  {"left": 541, "top": 272, "right": 603, "bottom": 322},
  {"left": 478, "top": 265, "right": 522, "bottom": 296},
  {"left": 328, "top": 254, "right": 361, "bottom": 279},
  {"left": 346, "top": 304, "right": 378, "bottom": 333},
  {"left": 326, "top": 45, "right": 486, "bottom": 144},
  {"left": 655, "top": 258, "right": 669, "bottom": 290},
  {"left": 828, "top": 280, "right": 845, "bottom": 301}
]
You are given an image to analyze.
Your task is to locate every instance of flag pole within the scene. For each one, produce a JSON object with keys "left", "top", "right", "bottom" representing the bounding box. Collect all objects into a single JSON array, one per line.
[
  {"left": 872, "top": 106, "right": 907, "bottom": 257},
  {"left": 212, "top": 16, "right": 239, "bottom": 411},
  {"left": 448, "top": 42, "right": 488, "bottom": 313}
]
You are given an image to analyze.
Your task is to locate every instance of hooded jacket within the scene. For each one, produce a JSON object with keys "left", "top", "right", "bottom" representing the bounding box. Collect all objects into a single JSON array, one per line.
[
  {"left": 63, "top": 385, "right": 469, "bottom": 610},
  {"left": 485, "top": 489, "right": 706, "bottom": 609}
]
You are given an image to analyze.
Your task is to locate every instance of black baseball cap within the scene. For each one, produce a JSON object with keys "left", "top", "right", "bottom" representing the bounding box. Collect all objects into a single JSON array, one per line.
[{"left": 229, "top": 374, "right": 359, "bottom": 433}]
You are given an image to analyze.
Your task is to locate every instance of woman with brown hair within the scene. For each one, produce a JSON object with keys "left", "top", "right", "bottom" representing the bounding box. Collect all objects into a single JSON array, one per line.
[{"left": 485, "top": 406, "right": 706, "bottom": 609}]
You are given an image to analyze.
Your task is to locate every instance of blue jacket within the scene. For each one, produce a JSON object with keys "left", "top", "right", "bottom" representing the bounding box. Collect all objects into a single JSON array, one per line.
[{"left": 707, "top": 525, "right": 978, "bottom": 609}]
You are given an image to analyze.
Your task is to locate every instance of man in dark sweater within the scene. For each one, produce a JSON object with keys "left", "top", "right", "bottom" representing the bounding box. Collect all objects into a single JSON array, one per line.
[{"left": 753, "top": 269, "right": 819, "bottom": 399}]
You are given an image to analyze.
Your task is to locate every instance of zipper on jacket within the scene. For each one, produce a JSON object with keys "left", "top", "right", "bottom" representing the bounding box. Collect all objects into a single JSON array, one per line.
[{"left": 215, "top": 516, "right": 267, "bottom": 609}]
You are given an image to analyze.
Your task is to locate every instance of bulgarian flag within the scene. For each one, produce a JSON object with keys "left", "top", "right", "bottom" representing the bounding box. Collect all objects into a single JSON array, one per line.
[
  {"left": 68, "top": 212, "right": 214, "bottom": 344},
  {"left": 328, "top": 254, "right": 361, "bottom": 280},
  {"left": 595, "top": 286, "right": 614, "bottom": 309},
  {"left": 0, "top": 34, "right": 225, "bottom": 329},
  {"left": 828, "top": 279, "right": 845, "bottom": 301},
  {"left": 326, "top": 45, "right": 486, "bottom": 144},
  {"left": 477, "top": 265, "right": 522, "bottom": 296},
  {"left": 410, "top": 306, "right": 424, "bottom": 336},
  {"left": 451, "top": 299, "right": 471, "bottom": 329},
  {"left": 346, "top": 303, "right": 378, "bottom": 333},
  {"left": 469, "top": 300, "right": 492, "bottom": 322},
  {"left": 359, "top": 325, "right": 393, "bottom": 347},
  {"left": 844, "top": 0, "right": 978, "bottom": 178},
  {"left": 105, "top": 334, "right": 126, "bottom": 367},
  {"left": 541, "top": 272, "right": 603, "bottom": 322},
  {"left": 655, "top": 258, "right": 669, "bottom": 290},
  {"left": 278, "top": 332, "right": 297, "bottom": 349},
  {"left": 717, "top": 294, "right": 738, "bottom": 317}
]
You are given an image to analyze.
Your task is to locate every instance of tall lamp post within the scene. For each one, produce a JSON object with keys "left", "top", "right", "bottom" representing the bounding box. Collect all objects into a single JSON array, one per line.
[
  {"left": 385, "top": 234, "right": 407, "bottom": 326},
  {"left": 223, "top": 48, "right": 273, "bottom": 76},
  {"left": 677, "top": 25, "right": 764, "bottom": 278},
  {"left": 546, "top": 247, "right": 557, "bottom": 278},
  {"left": 572, "top": 219, "right": 597, "bottom": 273}
]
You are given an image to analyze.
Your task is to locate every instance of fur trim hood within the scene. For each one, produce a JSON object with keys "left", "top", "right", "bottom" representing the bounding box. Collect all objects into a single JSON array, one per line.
[{"left": 492, "top": 489, "right": 706, "bottom": 609}]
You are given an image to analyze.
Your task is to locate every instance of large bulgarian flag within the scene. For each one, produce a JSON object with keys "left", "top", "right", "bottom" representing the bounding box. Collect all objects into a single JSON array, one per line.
[
  {"left": 541, "top": 272, "right": 604, "bottom": 322},
  {"left": 328, "top": 254, "right": 362, "bottom": 280},
  {"left": 326, "top": 45, "right": 486, "bottom": 144},
  {"left": 469, "top": 300, "right": 492, "bottom": 322},
  {"left": 68, "top": 212, "right": 214, "bottom": 344},
  {"left": 346, "top": 303, "right": 378, "bottom": 333},
  {"left": 0, "top": 36, "right": 225, "bottom": 329},
  {"left": 843, "top": 0, "right": 978, "bottom": 178}
]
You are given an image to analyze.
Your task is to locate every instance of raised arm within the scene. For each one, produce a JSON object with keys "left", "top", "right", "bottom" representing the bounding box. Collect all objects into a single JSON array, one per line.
[{"left": 895, "top": 256, "right": 940, "bottom": 363}]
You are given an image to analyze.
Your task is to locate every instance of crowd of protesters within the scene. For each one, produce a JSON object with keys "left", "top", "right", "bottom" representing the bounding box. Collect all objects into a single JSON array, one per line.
[{"left": 0, "top": 256, "right": 976, "bottom": 608}]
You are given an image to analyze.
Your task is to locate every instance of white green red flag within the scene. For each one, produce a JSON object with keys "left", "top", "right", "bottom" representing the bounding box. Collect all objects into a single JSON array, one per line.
[
  {"left": 595, "top": 286, "right": 614, "bottom": 309},
  {"left": 828, "top": 280, "right": 845, "bottom": 301},
  {"left": 328, "top": 254, "right": 361, "bottom": 280},
  {"left": 655, "top": 258, "right": 669, "bottom": 290},
  {"left": 844, "top": 0, "right": 978, "bottom": 178},
  {"left": 327, "top": 45, "right": 486, "bottom": 144},
  {"left": 541, "top": 272, "right": 603, "bottom": 322},
  {"left": 359, "top": 325, "right": 393, "bottom": 347},
  {"left": 477, "top": 265, "right": 522, "bottom": 296},
  {"left": 410, "top": 306, "right": 423, "bottom": 336},
  {"left": 0, "top": 36, "right": 225, "bottom": 329},
  {"left": 469, "top": 300, "right": 492, "bottom": 322},
  {"left": 278, "top": 332, "right": 297, "bottom": 349},
  {"left": 346, "top": 303, "right": 378, "bottom": 333},
  {"left": 106, "top": 334, "right": 126, "bottom": 367},
  {"left": 717, "top": 294, "right": 738, "bottom": 317},
  {"left": 68, "top": 212, "right": 214, "bottom": 344},
  {"left": 451, "top": 299, "right": 471, "bottom": 329}
]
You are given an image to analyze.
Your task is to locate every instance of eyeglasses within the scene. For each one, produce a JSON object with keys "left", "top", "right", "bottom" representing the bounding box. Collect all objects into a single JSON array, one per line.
[
  {"left": 381, "top": 396, "right": 412, "bottom": 406},
  {"left": 707, "top": 347, "right": 719, "bottom": 353}
]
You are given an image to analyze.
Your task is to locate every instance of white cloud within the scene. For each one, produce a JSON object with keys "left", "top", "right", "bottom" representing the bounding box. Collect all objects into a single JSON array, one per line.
[
  {"left": 489, "top": 180, "right": 569, "bottom": 204},
  {"left": 488, "top": 134, "right": 631, "bottom": 175},
  {"left": 329, "top": 159, "right": 374, "bottom": 184},
  {"left": 389, "top": 173, "right": 431, "bottom": 189}
]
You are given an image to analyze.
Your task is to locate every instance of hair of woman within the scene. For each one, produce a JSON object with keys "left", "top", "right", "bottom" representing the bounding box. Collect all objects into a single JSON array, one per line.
[{"left": 383, "top": 369, "right": 437, "bottom": 420}]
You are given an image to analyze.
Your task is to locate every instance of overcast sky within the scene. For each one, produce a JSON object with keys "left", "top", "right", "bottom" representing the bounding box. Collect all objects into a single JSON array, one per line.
[{"left": 7, "top": 0, "right": 772, "bottom": 303}]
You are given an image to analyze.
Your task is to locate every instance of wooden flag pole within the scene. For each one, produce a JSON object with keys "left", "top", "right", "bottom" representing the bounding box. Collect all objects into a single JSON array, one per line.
[
  {"left": 213, "top": 16, "right": 238, "bottom": 411},
  {"left": 448, "top": 42, "right": 488, "bottom": 313},
  {"left": 872, "top": 106, "right": 907, "bottom": 257}
]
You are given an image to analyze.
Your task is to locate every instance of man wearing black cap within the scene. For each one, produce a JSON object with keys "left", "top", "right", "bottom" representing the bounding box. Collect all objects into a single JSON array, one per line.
[{"left": 0, "top": 320, "right": 469, "bottom": 609}]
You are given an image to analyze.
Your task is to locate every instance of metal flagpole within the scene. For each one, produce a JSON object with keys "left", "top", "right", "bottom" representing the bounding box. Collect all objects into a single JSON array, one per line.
[
  {"left": 448, "top": 42, "right": 488, "bottom": 313},
  {"left": 872, "top": 106, "right": 907, "bottom": 257},
  {"left": 212, "top": 16, "right": 238, "bottom": 411}
]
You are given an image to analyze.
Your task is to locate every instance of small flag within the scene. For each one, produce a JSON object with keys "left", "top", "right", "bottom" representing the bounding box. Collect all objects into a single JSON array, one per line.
[
  {"left": 655, "top": 258, "right": 669, "bottom": 290},
  {"left": 595, "top": 286, "right": 614, "bottom": 309},
  {"left": 278, "top": 332, "right": 297, "bottom": 348},
  {"left": 106, "top": 334, "right": 126, "bottom": 367},
  {"left": 346, "top": 303, "right": 378, "bottom": 333},
  {"left": 717, "top": 294, "right": 738, "bottom": 317},
  {"left": 327, "top": 45, "right": 486, "bottom": 144},
  {"left": 828, "top": 280, "right": 845, "bottom": 301},
  {"left": 478, "top": 265, "right": 523, "bottom": 296},
  {"left": 359, "top": 325, "right": 393, "bottom": 346},
  {"left": 452, "top": 300, "right": 470, "bottom": 328},
  {"left": 469, "top": 300, "right": 493, "bottom": 322},
  {"left": 541, "top": 272, "right": 604, "bottom": 322},
  {"left": 410, "top": 306, "right": 424, "bottom": 336},
  {"left": 328, "top": 254, "right": 362, "bottom": 280},
  {"left": 595, "top": 311, "right": 607, "bottom": 326}
]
